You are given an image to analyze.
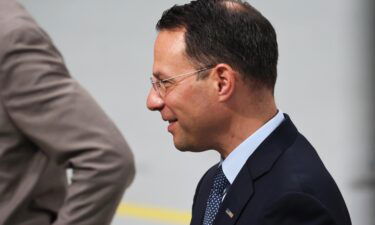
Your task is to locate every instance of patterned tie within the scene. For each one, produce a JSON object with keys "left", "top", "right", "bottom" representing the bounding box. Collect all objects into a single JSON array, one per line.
[{"left": 202, "top": 166, "right": 230, "bottom": 225}]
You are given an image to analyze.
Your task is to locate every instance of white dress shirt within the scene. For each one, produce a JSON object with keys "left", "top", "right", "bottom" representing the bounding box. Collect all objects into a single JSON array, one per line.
[{"left": 222, "top": 111, "right": 285, "bottom": 184}]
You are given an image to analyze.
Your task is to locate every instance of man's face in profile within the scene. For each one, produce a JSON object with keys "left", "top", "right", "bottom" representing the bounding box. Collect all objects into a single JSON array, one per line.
[{"left": 147, "top": 29, "right": 222, "bottom": 152}]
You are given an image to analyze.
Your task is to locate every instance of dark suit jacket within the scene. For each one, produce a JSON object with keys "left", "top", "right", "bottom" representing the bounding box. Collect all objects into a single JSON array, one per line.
[
  {"left": 0, "top": 0, "right": 135, "bottom": 224},
  {"left": 191, "top": 115, "right": 351, "bottom": 225}
]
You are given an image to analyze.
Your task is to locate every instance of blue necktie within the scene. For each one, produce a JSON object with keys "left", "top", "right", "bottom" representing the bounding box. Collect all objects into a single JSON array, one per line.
[{"left": 202, "top": 166, "right": 230, "bottom": 225}]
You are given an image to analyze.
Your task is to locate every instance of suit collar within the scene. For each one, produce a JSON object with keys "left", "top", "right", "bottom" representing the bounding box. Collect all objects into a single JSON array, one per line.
[
  {"left": 213, "top": 114, "right": 298, "bottom": 225},
  {"left": 246, "top": 114, "right": 298, "bottom": 179},
  {"left": 222, "top": 111, "right": 285, "bottom": 184}
]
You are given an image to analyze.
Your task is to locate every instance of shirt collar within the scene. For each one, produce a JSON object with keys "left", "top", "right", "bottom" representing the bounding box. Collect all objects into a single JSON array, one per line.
[{"left": 221, "top": 110, "right": 285, "bottom": 184}]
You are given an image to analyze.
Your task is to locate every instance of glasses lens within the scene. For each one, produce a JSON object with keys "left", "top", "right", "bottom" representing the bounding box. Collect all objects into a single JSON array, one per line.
[
  {"left": 157, "top": 81, "right": 165, "bottom": 97},
  {"left": 150, "top": 77, "right": 164, "bottom": 97}
]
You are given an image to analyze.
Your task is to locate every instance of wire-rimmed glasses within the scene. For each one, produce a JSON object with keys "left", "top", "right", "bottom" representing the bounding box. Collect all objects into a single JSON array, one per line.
[{"left": 150, "top": 66, "right": 214, "bottom": 97}]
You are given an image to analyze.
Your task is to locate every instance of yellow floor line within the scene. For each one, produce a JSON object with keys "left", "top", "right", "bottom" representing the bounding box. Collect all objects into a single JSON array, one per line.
[{"left": 116, "top": 203, "right": 192, "bottom": 225}]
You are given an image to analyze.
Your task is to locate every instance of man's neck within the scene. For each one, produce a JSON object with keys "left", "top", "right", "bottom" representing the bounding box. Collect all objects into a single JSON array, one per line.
[{"left": 217, "top": 107, "right": 278, "bottom": 158}]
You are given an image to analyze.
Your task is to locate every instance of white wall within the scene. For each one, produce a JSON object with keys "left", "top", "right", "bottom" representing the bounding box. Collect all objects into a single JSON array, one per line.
[{"left": 18, "top": 0, "right": 374, "bottom": 224}]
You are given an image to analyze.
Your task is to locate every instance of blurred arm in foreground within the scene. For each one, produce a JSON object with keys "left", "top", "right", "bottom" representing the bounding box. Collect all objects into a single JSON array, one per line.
[{"left": 0, "top": 0, "right": 135, "bottom": 224}]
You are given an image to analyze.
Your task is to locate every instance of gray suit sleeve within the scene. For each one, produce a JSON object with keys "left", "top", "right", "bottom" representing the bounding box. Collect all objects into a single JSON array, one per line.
[{"left": 0, "top": 20, "right": 135, "bottom": 225}]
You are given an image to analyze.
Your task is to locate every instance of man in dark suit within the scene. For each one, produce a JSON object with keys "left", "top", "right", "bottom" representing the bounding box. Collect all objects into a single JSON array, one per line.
[
  {"left": 0, "top": 0, "right": 135, "bottom": 224},
  {"left": 147, "top": 0, "right": 351, "bottom": 224}
]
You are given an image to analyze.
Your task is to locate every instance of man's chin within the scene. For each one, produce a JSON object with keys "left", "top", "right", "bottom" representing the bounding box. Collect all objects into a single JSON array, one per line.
[
  {"left": 173, "top": 140, "right": 207, "bottom": 153},
  {"left": 173, "top": 141, "right": 189, "bottom": 152}
]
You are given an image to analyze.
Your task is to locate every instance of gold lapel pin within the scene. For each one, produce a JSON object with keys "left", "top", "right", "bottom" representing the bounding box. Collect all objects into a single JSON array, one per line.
[{"left": 225, "top": 208, "right": 234, "bottom": 218}]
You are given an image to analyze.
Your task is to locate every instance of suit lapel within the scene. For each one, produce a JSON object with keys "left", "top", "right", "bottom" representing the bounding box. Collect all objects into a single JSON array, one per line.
[{"left": 215, "top": 165, "right": 253, "bottom": 225}]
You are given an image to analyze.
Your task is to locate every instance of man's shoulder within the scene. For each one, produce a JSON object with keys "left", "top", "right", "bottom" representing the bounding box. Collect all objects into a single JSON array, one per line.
[
  {"left": 0, "top": 2, "right": 51, "bottom": 65},
  {"left": 0, "top": 0, "right": 40, "bottom": 41},
  {"left": 276, "top": 132, "right": 327, "bottom": 175},
  {"left": 256, "top": 130, "right": 344, "bottom": 206}
]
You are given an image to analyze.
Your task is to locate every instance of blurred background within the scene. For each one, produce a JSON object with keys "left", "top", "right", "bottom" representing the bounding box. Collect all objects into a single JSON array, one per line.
[{"left": 18, "top": 0, "right": 374, "bottom": 224}]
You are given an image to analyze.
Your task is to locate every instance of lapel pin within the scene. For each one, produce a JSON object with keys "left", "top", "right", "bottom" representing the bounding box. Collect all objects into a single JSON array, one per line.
[{"left": 225, "top": 208, "right": 234, "bottom": 218}]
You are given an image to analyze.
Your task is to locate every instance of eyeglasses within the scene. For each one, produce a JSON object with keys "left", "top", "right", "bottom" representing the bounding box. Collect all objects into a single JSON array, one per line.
[{"left": 150, "top": 66, "right": 214, "bottom": 97}]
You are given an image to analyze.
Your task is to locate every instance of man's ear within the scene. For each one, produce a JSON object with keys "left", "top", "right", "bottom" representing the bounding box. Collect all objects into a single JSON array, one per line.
[{"left": 211, "top": 63, "right": 236, "bottom": 102}]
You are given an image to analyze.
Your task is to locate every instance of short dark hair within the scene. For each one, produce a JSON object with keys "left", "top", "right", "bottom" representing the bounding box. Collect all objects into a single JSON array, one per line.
[{"left": 156, "top": 0, "right": 278, "bottom": 91}]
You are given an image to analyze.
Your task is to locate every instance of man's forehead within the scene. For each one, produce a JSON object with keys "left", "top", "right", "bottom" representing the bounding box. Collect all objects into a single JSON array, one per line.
[
  {"left": 155, "top": 29, "right": 185, "bottom": 53},
  {"left": 153, "top": 29, "right": 191, "bottom": 79}
]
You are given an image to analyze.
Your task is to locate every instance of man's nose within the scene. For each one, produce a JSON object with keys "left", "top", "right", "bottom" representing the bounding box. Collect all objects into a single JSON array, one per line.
[{"left": 146, "top": 88, "right": 164, "bottom": 111}]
